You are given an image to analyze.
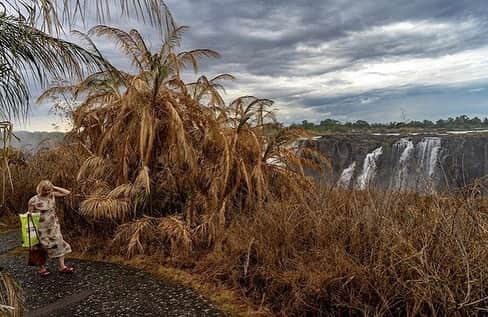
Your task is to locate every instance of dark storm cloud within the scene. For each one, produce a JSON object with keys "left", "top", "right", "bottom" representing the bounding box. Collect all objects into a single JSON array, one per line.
[
  {"left": 69, "top": 0, "right": 487, "bottom": 76},
  {"left": 163, "top": 0, "right": 488, "bottom": 74},
  {"left": 20, "top": 0, "right": 488, "bottom": 130},
  {"left": 151, "top": 0, "right": 488, "bottom": 123},
  {"left": 296, "top": 82, "right": 488, "bottom": 122}
]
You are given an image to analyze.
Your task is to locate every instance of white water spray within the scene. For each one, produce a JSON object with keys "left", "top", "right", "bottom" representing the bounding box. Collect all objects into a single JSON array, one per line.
[
  {"left": 392, "top": 138, "right": 414, "bottom": 190},
  {"left": 416, "top": 137, "right": 441, "bottom": 178},
  {"left": 357, "top": 147, "right": 383, "bottom": 190},
  {"left": 337, "top": 162, "right": 356, "bottom": 188}
]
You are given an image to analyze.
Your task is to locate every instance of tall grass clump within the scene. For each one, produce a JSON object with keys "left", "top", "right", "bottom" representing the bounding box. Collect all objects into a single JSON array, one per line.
[
  {"left": 198, "top": 186, "right": 488, "bottom": 316},
  {"left": 4, "top": 144, "right": 86, "bottom": 215}
]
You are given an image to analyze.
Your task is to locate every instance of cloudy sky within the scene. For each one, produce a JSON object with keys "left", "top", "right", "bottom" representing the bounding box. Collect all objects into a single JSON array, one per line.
[{"left": 19, "top": 0, "right": 488, "bottom": 131}]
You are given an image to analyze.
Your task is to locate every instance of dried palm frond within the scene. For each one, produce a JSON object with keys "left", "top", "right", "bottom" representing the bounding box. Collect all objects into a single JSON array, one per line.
[
  {"left": 80, "top": 195, "right": 131, "bottom": 221},
  {"left": 134, "top": 166, "right": 151, "bottom": 196},
  {"left": 158, "top": 216, "right": 193, "bottom": 254},
  {"left": 108, "top": 184, "right": 135, "bottom": 199},
  {"left": 89, "top": 25, "right": 148, "bottom": 71},
  {"left": 90, "top": 181, "right": 112, "bottom": 196},
  {"left": 187, "top": 74, "right": 234, "bottom": 107},
  {"left": 193, "top": 206, "right": 224, "bottom": 247},
  {"left": 177, "top": 49, "right": 220, "bottom": 73},
  {"left": 112, "top": 216, "right": 159, "bottom": 257},
  {"left": 0, "top": 271, "right": 24, "bottom": 317},
  {"left": 77, "top": 155, "right": 107, "bottom": 180},
  {"left": 228, "top": 96, "right": 275, "bottom": 131}
]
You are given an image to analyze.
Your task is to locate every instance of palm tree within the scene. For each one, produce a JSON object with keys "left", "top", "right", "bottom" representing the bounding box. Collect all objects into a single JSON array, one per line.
[
  {"left": 0, "top": 0, "right": 175, "bottom": 120},
  {"left": 1, "top": 2, "right": 175, "bottom": 315},
  {"left": 39, "top": 24, "right": 325, "bottom": 257},
  {"left": 40, "top": 26, "right": 223, "bottom": 186},
  {"left": 0, "top": 14, "right": 103, "bottom": 120}
]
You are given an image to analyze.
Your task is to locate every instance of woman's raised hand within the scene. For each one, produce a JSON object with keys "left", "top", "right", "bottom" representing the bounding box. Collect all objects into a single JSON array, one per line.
[{"left": 52, "top": 186, "right": 71, "bottom": 197}]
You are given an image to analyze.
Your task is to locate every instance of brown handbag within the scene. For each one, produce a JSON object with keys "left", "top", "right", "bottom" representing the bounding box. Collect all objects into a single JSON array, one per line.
[{"left": 27, "top": 213, "right": 47, "bottom": 266}]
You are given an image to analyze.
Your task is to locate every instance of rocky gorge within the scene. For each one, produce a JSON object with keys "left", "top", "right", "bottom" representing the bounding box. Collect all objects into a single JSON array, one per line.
[{"left": 301, "top": 131, "right": 488, "bottom": 194}]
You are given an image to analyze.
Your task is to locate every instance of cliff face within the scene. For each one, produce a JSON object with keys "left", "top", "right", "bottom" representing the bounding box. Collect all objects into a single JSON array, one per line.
[
  {"left": 5, "top": 131, "right": 64, "bottom": 152},
  {"left": 301, "top": 132, "right": 488, "bottom": 193}
]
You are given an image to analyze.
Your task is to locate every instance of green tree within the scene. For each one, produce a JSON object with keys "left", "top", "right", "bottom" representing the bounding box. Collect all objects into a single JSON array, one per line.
[
  {"left": 353, "top": 120, "right": 369, "bottom": 128},
  {"left": 301, "top": 120, "right": 315, "bottom": 129},
  {"left": 470, "top": 116, "right": 482, "bottom": 126}
]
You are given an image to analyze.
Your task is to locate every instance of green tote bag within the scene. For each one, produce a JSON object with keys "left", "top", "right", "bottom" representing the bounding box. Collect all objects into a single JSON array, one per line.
[{"left": 19, "top": 212, "right": 41, "bottom": 248}]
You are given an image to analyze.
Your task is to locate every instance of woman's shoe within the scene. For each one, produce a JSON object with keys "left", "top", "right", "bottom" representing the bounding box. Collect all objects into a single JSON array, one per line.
[
  {"left": 38, "top": 270, "right": 50, "bottom": 276},
  {"left": 58, "top": 266, "right": 74, "bottom": 273}
]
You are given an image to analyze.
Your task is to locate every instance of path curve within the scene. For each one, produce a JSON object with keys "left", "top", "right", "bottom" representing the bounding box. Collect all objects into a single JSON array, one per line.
[{"left": 0, "top": 231, "right": 224, "bottom": 317}]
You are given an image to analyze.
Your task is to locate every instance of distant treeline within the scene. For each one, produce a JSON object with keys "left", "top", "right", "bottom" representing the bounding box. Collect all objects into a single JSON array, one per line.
[{"left": 291, "top": 115, "right": 488, "bottom": 132}]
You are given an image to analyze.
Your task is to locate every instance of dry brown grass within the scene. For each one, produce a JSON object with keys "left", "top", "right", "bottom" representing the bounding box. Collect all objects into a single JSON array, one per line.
[
  {"left": 196, "top": 186, "right": 488, "bottom": 316},
  {"left": 0, "top": 122, "right": 14, "bottom": 213},
  {"left": 3, "top": 144, "right": 87, "bottom": 215},
  {"left": 4, "top": 14, "right": 487, "bottom": 317},
  {"left": 5, "top": 119, "right": 488, "bottom": 316}
]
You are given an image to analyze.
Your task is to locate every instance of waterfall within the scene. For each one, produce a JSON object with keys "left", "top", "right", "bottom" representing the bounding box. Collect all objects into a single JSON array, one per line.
[
  {"left": 416, "top": 137, "right": 441, "bottom": 178},
  {"left": 304, "top": 132, "right": 488, "bottom": 194},
  {"left": 392, "top": 138, "right": 414, "bottom": 190},
  {"left": 357, "top": 147, "right": 383, "bottom": 190},
  {"left": 337, "top": 162, "right": 356, "bottom": 188}
]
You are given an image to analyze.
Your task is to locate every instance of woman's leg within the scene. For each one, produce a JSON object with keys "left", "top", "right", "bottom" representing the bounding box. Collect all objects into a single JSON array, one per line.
[
  {"left": 57, "top": 256, "right": 65, "bottom": 270},
  {"left": 57, "top": 256, "right": 74, "bottom": 272},
  {"left": 38, "top": 264, "right": 50, "bottom": 275}
]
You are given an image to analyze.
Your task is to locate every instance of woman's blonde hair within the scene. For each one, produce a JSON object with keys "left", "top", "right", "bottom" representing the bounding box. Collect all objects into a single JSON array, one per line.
[{"left": 36, "top": 180, "right": 53, "bottom": 195}]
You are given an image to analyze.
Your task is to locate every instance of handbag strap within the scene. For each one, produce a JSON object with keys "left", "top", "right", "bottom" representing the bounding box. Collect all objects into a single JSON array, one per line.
[
  {"left": 27, "top": 213, "right": 41, "bottom": 250},
  {"left": 27, "top": 213, "right": 32, "bottom": 250}
]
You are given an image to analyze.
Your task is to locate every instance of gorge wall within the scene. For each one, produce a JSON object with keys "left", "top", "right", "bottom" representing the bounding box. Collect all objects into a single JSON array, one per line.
[{"left": 301, "top": 132, "right": 488, "bottom": 193}]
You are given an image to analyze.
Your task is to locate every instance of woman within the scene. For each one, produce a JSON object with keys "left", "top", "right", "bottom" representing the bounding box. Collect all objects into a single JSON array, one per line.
[{"left": 27, "top": 180, "right": 74, "bottom": 276}]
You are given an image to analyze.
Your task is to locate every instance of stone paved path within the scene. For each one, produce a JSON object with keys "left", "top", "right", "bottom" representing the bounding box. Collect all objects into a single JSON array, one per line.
[
  {"left": 0, "top": 230, "right": 224, "bottom": 317},
  {"left": 0, "top": 230, "right": 19, "bottom": 254}
]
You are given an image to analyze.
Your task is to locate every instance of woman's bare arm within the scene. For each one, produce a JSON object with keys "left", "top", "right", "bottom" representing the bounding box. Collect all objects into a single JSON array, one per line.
[{"left": 52, "top": 186, "right": 71, "bottom": 197}]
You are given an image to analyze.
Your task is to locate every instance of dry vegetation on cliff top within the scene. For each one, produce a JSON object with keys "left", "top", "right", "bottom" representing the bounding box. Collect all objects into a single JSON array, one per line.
[
  {"left": 3, "top": 11, "right": 488, "bottom": 317},
  {"left": 5, "top": 149, "right": 488, "bottom": 316},
  {"left": 198, "top": 187, "right": 488, "bottom": 316}
]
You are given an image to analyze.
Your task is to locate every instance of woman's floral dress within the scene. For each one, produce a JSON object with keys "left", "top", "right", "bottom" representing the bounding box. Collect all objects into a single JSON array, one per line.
[{"left": 28, "top": 194, "right": 72, "bottom": 258}]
